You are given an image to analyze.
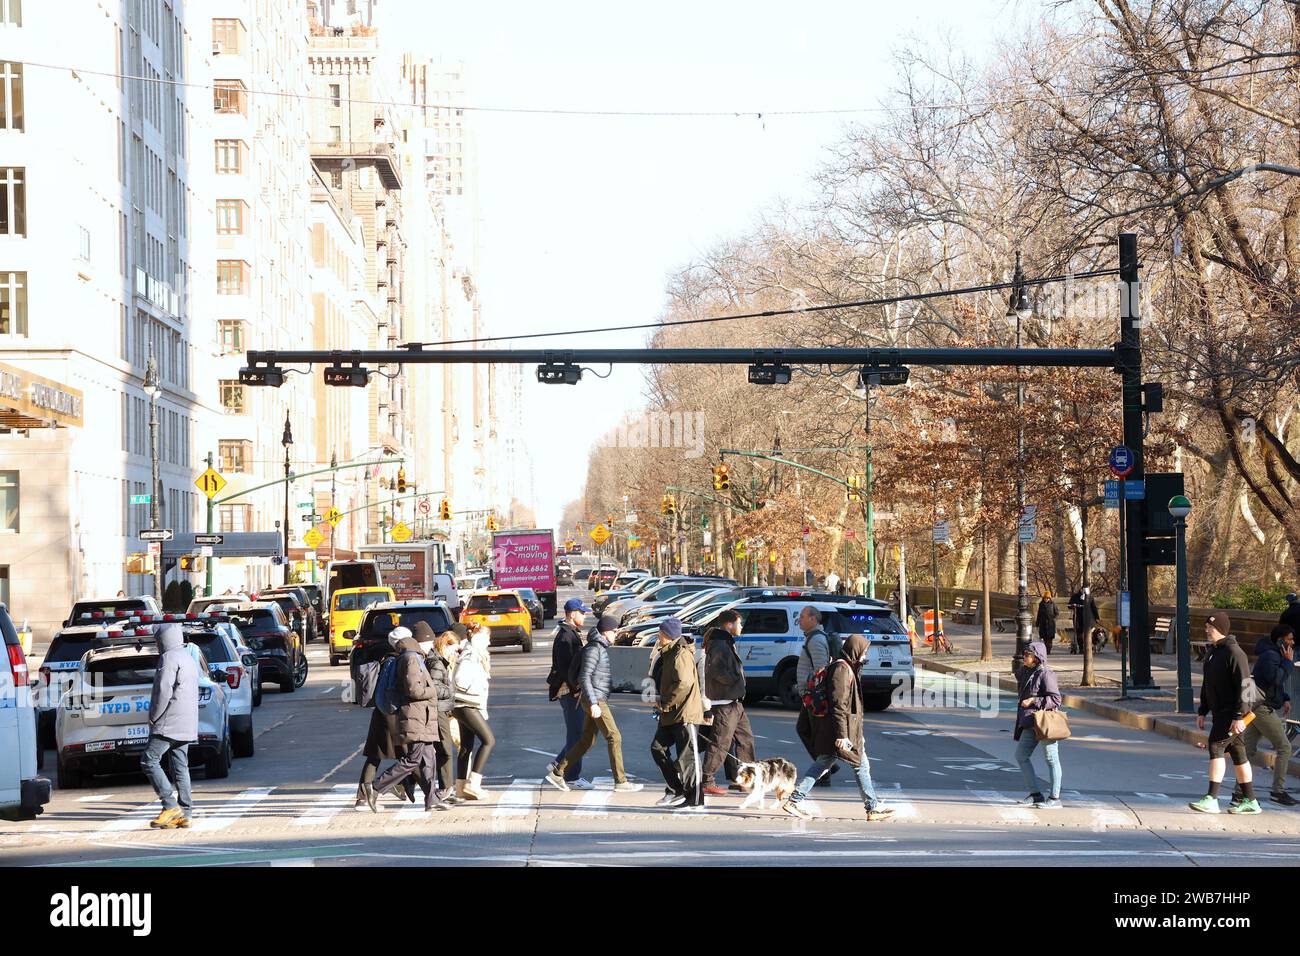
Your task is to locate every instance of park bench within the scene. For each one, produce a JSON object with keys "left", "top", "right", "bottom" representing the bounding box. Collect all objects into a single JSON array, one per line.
[
  {"left": 1150, "top": 615, "right": 1174, "bottom": 654},
  {"left": 953, "top": 598, "right": 980, "bottom": 625},
  {"left": 946, "top": 596, "right": 966, "bottom": 618}
]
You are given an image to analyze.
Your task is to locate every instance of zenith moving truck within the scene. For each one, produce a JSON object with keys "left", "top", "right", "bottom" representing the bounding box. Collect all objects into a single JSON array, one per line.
[
  {"left": 355, "top": 543, "right": 458, "bottom": 612},
  {"left": 491, "top": 529, "right": 557, "bottom": 618}
]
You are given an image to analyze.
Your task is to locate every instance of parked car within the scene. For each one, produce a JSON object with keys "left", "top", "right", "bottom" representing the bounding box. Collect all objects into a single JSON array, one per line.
[
  {"left": 589, "top": 566, "right": 620, "bottom": 591},
  {"left": 1, "top": 603, "right": 48, "bottom": 820},
  {"left": 260, "top": 586, "right": 320, "bottom": 643},
  {"left": 56, "top": 635, "right": 233, "bottom": 788},
  {"left": 260, "top": 592, "right": 309, "bottom": 643},
  {"left": 188, "top": 594, "right": 252, "bottom": 615},
  {"left": 328, "top": 586, "right": 396, "bottom": 666},
  {"left": 224, "top": 602, "right": 307, "bottom": 693},
  {"left": 573, "top": 568, "right": 593, "bottom": 586},
  {"left": 64, "top": 596, "right": 160, "bottom": 628}
]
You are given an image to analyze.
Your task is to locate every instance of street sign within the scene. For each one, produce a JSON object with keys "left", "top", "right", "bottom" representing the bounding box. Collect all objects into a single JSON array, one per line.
[
  {"left": 589, "top": 524, "right": 610, "bottom": 545},
  {"left": 194, "top": 533, "right": 224, "bottom": 546},
  {"left": 195, "top": 467, "right": 227, "bottom": 500},
  {"left": 140, "top": 528, "right": 173, "bottom": 541},
  {"left": 1104, "top": 479, "right": 1146, "bottom": 507},
  {"left": 325, "top": 507, "right": 342, "bottom": 527},
  {"left": 418, "top": 497, "right": 431, "bottom": 515},
  {"left": 303, "top": 527, "right": 324, "bottom": 549},
  {"left": 845, "top": 530, "right": 856, "bottom": 539},
  {"left": 932, "top": 521, "right": 950, "bottom": 544},
  {"left": 626, "top": 512, "right": 638, "bottom": 524},
  {"left": 1108, "top": 445, "right": 1135, "bottom": 479},
  {"left": 146, "top": 542, "right": 161, "bottom": 556},
  {"left": 1018, "top": 525, "right": 1038, "bottom": 543},
  {"left": 1018, "top": 504, "right": 1038, "bottom": 523},
  {"left": 801, "top": 526, "right": 811, "bottom": 542},
  {"left": 199, "top": 545, "right": 213, "bottom": 558},
  {"left": 297, "top": 501, "right": 313, "bottom": 509},
  {"left": 129, "top": 494, "right": 151, "bottom": 505},
  {"left": 391, "top": 521, "right": 413, "bottom": 543},
  {"left": 735, "top": 540, "right": 748, "bottom": 559},
  {"left": 1118, "top": 590, "right": 1131, "bottom": 627}
]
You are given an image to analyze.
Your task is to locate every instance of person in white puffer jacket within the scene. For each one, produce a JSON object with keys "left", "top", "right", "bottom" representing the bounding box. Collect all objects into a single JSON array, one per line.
[{"left": 451, "top": 624, "right": 494, "bottom": 800}]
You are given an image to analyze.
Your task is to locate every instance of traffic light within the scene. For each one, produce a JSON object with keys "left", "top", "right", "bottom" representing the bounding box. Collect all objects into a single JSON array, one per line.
[
  {"left": 666, "top": 494, "right": 677, "bottom": 516},
  {"left": 847, "top": 474, "right": 863, "bottom": 501},
  {"left": 606, "top": 513, "right": 614, "bottom": 527},
  {"left": 439, "top": 499, "right": 452, "bottom": 521},
  {"left": 125, "top": 554, "right": 152, "bottom": 574},
  {"left": 397, "top": 468, "right": 407, "bottom": 494},
  {"left": 712, "top": 463, "right": 730, "bottom": 491},
  {"left": 179, "top": 555, "right": 205, "bottom": 573},
  {"left": 486, "top": 515, "right": 498, "bottom": 532}
]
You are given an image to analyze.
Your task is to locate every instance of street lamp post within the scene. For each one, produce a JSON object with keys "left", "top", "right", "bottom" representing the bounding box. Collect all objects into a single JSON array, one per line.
[
  {"left": 1008, "top": 252, "right": 1034, "bottom": 664},
  {"left": 1169, "top": 495, "right": 1194, "bottom": 712},
  {"left": 281, "top": 411, "right": 293, "bottom": 585},
  {"left": 143, "top": 349, "right": 162, "bottom": 603},
  {"left": 330, "top": 451, "right": 338, "bottom": 564}
]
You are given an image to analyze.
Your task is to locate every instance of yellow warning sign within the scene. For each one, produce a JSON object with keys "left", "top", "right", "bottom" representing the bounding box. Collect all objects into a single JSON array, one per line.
[
  {"left": 589, "top": 524, "right": 610, "bottom": 545},
  {"left": 195, "top": 467, "right": 227, "bottom": 500},
  {"left": 303, "top": 527, "right": 324, "bottom": 549},
  {"left": 391, "top": 521, "right": 413, "bottom": 543}
]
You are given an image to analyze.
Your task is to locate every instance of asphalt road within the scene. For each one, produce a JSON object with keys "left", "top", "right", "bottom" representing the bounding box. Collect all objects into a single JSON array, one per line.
[{"left": 7, "top": 589, "right": 1300, "bottom": 867}]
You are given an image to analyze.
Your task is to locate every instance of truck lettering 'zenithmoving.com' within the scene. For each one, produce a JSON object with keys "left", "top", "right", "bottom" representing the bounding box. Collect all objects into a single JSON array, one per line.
[{"left": 491, "top": 529, "right": 557, "bottom": 618}]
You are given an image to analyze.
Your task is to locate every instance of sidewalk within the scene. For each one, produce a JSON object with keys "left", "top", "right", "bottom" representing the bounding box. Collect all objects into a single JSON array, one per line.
[{"left": 918, "top": 622, "right": 1299, "bottom": 782}]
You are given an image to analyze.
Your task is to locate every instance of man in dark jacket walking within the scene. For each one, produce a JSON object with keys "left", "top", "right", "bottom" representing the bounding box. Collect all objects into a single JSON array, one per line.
[
  {"left": 1035, "top": 593, "right": 1058, "bottom": 653},
  {"left": 700, "top": 610, "right": 756, "bottom": 795},
  {"left": 1281, "top": 593, "right": 1300, "bottom": 637},
  {"left": 1235, "top": 624, "right": 1295, "bottom": 807},
  {"left": 544, "top": 615, "right": 643, "bottom": 793},
  {"left": 650, "top": 618, "right": 706, "bottom": 809},
  {"left": 1190, "top": 611, "right": 1261, "bottom": 814},
  {"left": 372, "top": 627, "right": 447, "bottom": 811},
  {"left": 1067, "top": 586, "right": 1098, "bottom": 654},
  {"left": 783, "top": 634, "right": 893, "bottom": 821},
  {"left": 547, "top": 597, "right": 593, "bottom": 789},
  {"left": 142, "top": 623, "right": 200, "bottom": 829}
]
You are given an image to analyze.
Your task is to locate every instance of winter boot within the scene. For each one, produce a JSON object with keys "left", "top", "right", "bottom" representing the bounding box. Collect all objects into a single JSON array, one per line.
[
  {"left": 454, "top": 779, "right": 467, "bottom": 800},
  {"left": 463, "top": 771, "right": 486, "bottom": 800}
]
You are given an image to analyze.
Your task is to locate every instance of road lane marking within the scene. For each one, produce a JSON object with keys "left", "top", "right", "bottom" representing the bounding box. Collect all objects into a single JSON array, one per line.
[
  {"left": 966, "top": 790, "right": 1034, "bottom": 822},
  {"left": 96, "top": 801, "right": 163, "bottom": 835},
  {"left": 77, "top": 795, "right": 115, "bottom": 802},
  {"left": 255, "top": 713, "right": 296, "bottom": 738},
  {"left": 193, "top": 787, "right": 275, "bottom": 833},
  {"left": 521, "top": 747, "right": 555, "bottom": 758},
  {"left": 270, "top": 858, "right": 317, "bottom": 866},
  {"left": 316, "top": 743, "right": 364, "bottom": 783},
  {"left": 596, "top": 839, "right": 679, "bottom": 845},
  {"left": 493, "top": 778, "right": 540, "bottom": 817},
  {"left": 883, "top": 788, "right": 919, "bottom": 819},
  {"left": 574, "top": 777, "right": 615, "bottom": 817},
  {"left": 294, "top": 783, "right": 357, "bottom": 826}
]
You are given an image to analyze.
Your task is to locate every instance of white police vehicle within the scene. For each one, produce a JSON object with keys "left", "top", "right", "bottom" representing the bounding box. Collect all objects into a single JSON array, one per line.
[
  {"left": 182, "top": 617, "right": 258, "bottom": 757},
  {"left": 0, "top": 603, "right": 49, "bottom": 820},
  {"left": 683, "top": 591, "right": 913, "bottom": 711},
  {"left": 55, "top": 623, "right": 233, "bottom": 789}
]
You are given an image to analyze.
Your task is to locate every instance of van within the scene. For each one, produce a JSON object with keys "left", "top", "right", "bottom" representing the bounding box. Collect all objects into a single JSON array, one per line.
[
  {"left": 0, "top": 603, "right": 50, "bottom": 820},
  {"left": 329, "top": 586, "right": 396, "bottom": 666},
  {"left": 325, "top": 559, "right": 383, "bottom": 610}
]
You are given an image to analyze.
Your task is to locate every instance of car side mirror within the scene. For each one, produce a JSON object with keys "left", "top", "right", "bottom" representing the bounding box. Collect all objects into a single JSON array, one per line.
[
  {"left": 241, "top": 653, "right": 257, "bottom": 668},
  {"left": 344, "top": 630, "right": 356, "bottom": 640}
]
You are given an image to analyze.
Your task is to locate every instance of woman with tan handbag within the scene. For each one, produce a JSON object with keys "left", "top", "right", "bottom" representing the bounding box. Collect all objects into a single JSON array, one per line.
[{"left": 1014, "top": 640, "right": 1067, "bottom": 809}]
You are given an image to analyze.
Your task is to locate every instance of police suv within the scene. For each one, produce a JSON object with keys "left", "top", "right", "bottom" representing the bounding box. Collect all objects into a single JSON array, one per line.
[
  {"left": 684, "top": 591, "right": 914, "bottom": 711},
  {"left": 54, "top": 615, "right": 233, "bottom": 789},
  {"left": 0, "top": 603, "right": 49, "bottom": 820}
]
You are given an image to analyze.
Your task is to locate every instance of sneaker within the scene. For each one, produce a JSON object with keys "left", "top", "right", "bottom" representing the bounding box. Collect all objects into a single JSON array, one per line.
[
  {"left": 613, "top": 781, "right": 644, "bottom": 793},
  {"left": 1018, "top": 792, "right": 1045, "bottom": 806},
  {"left": 728, "top": 782, "right": 748, "bottom": 793},
  {"left": 1187, "top": 794, "right": 1221, "bottom": 814},
  {"left": 173, "top": 814, "right": 192, "bottom": 829},
  {"left": 1227, "top": 798, "right": 1262, "bottom": 815},
  {"left": 568, "top": 778, "right": 595, "bottom": 791},
  {"left": 703, "top": 785, "right": 728, "bottom": 796},
  {"left": 865, "top": 807, "right": 895, "bottom": 822},
  {"left": 1035, "top": 798, "right": 1063, "bottom": 810},
  {"left": 782, "top": 800, "right": 812, "bottom": 820},
  {"left": 543, "top": 771, "right": 570, "bottom": 792},
  {"left": 1270, "top": 791, "right": 1298, "bottom": 807},
  {"left": 655, "top": 791, "right": 686, "bottom": 808},
  {"left": 149, "top": 807, "right": 183, "bottom": 829}
]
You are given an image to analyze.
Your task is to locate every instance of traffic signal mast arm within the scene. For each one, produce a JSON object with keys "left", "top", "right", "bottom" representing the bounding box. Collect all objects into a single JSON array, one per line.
[
  {"left": 717, "top": 448, "right": 849, "bottom": 488},
  {"left": 210, "top": 457, "right": 406, "bottom": 507},
  {"left": 664, "top": 485, "right": 751, "bottom": 512},
  {"left": 324, "top": 488, "right": 445, "bottom": 524}
]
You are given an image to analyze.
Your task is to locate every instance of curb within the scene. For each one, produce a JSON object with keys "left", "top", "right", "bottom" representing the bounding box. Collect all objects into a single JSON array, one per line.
[{"left": 917, "top": 658, "right": 1300, "bottom": 782}]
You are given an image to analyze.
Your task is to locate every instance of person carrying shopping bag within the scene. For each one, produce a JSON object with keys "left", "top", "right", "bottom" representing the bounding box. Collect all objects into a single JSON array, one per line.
[{"left": 1014, "top": 640, "right": 1067, "bottom": 808}]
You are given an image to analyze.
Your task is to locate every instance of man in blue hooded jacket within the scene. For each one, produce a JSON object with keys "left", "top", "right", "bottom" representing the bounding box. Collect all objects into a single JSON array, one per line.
[
  {"left": 142, "top": 623, "right": 199, "bottom": 829},
  {"left": 1234, "top": 624, "right": 1295, "bottom": 807}
]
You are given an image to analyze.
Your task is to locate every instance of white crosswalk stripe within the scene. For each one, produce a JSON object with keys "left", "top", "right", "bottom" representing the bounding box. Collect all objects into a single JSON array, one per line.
[
  {"left": 967, "top": 789, "right": 1035, "bottom": 822},
  {"left": 493, "top": 778, "right": 540, "bottom": 817},
  {"left": 192, "top": 788, "right": 276, "bottom": 833},
  {"left": 96, "top": 801, "right": 163, "bottom": 835},
  {"left": 574, "top": 777, "right": 616, "bottom": 817},
  {"left": 294, "top": 784, "right": 357, "bottom": 827}
]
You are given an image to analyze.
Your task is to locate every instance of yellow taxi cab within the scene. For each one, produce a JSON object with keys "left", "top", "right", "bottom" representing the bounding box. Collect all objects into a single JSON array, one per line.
[
  {"left": 329, "top": 586, "right": 396, "bottom": 666},
  {"left": 460, "top": 589, "right": 533, "bottom": 654}
]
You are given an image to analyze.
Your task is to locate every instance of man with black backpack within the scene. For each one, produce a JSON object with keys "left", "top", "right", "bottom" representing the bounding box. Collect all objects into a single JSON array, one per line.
[
  {"left": 795, "top": 606, "right": 841, "bottom": 787},
  {"left": 544, "top": 615, "right": 643, "bottom": 793},
  {"left": 546, "top": 598, "right": 594, "bottom": 790},
  {"left": 371, "top": 626, "right": 448, "bottom": 812},
  {"left": 1189, "top": 611, "right": 1262, "bottom": 815}
]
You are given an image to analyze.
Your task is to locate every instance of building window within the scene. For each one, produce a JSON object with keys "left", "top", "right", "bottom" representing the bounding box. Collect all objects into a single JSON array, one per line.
[
  {"left": 0, "top": 566, "right": 8, "bottom": 607},
  {"left": 329, "top": 125, "right": 342, "bottom": 145},
  {"left": 214, "top": 138, "right": 244, "bottom": 174},
  {"left": 218, "top": 439, "right": 251, "bottom": 473},
  {"left": 0, "top": 271, "right": 25, "bottom": 334},
  {"left": 216, "top": 259, "right": 247, "bottom": 295},
  {"left": 218, "top": 380, "right": 245, "bottom": 414},
  {"left": 329, "top": 83, "right": 341, "bottom": 107},
  {"left": 217, "top": 319, "right": 244, "bottom": 354},
  {"left": 328, "top": 168, "right": 342, "bottom": 189},
  {"left": 217, "top": 503, "right": 251, "bottom": 533},
  {"left": 0, "top": 166, "right": 25, "bottom": 236},
  {"left": 212, "top": 18, "right": 242, "bottom": 55},
  {"left": 213, "top": 80, "right": 246, "bottom": 116},
  {"left": 77, "top": 225, "right": 90, "bottom": 262},
  {"left": 215, "top": 199, "right": 245, "bottom": 235},
  {"left": 0, "top": 1, "right": 20, "bottom": 27},
  {"left": 0, "top": 61, "right": 22, "bottom": 130},
  {"left": 0, "top": 471, "right": 16, "bottom": 532}
]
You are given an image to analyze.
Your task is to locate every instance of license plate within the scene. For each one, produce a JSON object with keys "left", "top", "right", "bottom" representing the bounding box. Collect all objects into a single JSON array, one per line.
[
  {"left": 488, "top": 615, "right": 500, "bottom": 622},
  {"left": 85, "top": 741, "right": 115, "bottom": 753}
]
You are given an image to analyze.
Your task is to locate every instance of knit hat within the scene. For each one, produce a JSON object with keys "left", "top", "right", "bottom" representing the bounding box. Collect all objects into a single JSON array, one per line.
[
  {"left": 597, "top": 614, "right": 619, "bottom": 634},
  {"left": 659, "top": 617, "right": 682, "bottom": 640},
  {"left": 388, "top": 625, "right": 413, "bottom": 648},
  {"left": 1207, "top": 610, "right": 1231, "bottom": 637}
]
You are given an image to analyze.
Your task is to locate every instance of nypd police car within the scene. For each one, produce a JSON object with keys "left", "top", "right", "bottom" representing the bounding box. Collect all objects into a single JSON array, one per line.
[
  {"left": 686, "top": 591, "right": 913, "bottom": 711},
  {"left": 54, "top": 624, "right": 233, "bottom": 789}
]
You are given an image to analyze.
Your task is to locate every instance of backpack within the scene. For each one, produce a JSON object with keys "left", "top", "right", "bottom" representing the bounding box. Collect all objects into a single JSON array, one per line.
[
  {"left": 802, "top": 659, "right": 848, "bottom": 717},
  {"left": 355, "top": 658, "right": 383, "bottom": 708},
  {"left": 374, "top": 655, "right": 402, "bottom": 715}
]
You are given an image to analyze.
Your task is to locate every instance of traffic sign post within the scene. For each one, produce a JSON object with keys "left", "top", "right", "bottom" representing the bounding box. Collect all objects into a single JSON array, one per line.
[
  {"left": 140, "top": 528, "right": 173, "bottom": 542},
  {"left": 196, "top": 467, "right": 227, "bottom": 500},
  {"left": 194, "top": 533, "right": 224, "bottom": 546},
  {"left": 129, "top": 494, "right": 151, "bottom": 505},
  {"left": 303, "top": 527, "right": 324, "bottom": 550},
  {"left": 1110, "top": 445, "right": 1134, "bottom": 698}
]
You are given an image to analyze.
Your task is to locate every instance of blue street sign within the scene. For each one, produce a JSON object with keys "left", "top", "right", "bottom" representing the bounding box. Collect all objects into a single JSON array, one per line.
[
  {"left": 1104, "top": 479, "right": 1145, "bottom": 500},
  {"left": 1108, "top": 445, "right": 1135, "bottom": 478}
]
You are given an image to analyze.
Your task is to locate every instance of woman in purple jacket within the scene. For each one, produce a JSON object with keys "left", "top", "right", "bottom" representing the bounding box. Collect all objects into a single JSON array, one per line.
[{"left": 1014, "top": 641, "right": 1064, "bottom": 808}]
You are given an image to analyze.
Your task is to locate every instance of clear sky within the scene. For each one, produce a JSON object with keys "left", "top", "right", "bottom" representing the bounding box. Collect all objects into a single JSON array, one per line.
[{"left": 387, "top": 0, "right": 1015, "bottom": 530}]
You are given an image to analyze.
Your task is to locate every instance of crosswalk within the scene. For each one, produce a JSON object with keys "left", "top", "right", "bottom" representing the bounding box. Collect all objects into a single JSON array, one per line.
[{"left": 48, "top": 782, "right": 1249, "bottom": 843}]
